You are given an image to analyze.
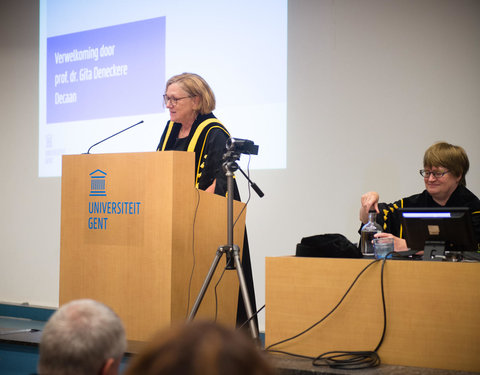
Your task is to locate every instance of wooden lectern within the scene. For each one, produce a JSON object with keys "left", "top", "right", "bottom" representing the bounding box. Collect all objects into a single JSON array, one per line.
[{"left": 60, "top": 151, "right": 245, "bottom": 342}]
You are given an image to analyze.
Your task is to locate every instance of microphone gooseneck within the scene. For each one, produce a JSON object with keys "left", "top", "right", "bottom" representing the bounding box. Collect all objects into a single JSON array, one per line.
[{"left": 85, "top": 120, "right": 144, "bottom": 154}]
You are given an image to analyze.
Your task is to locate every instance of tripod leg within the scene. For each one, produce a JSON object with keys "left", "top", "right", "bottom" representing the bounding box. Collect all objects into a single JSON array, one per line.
[
  {"left": 232, "top": 245, "right": 259, "bottom": 340},
  {"left": 188, "top": 246, "right": 225, "bottom": 321}
]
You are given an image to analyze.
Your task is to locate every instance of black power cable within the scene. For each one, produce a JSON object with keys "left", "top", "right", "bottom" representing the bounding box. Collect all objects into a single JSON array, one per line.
[
  {"left": 238, "top": 304, "right": 266, "bottom": 330},
  {"left": 184, "top": 188, "right": 201, "bottom": 319}
]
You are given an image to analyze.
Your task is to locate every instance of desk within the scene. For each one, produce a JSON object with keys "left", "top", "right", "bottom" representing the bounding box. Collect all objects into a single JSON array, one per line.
[{"left": 265, "top": 257, "right": 480, "bottom": 373}]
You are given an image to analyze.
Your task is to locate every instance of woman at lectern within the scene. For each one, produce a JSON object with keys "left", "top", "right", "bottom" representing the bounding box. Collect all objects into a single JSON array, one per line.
[
  {"left": 156, "top": 72, "right": 232, "bottom": 197},
  {"left": 156, "top": 72, "right": 257, "bottom": 331},
  {"left": 359, "top": 141, "right": 480, "bottom": 251}
]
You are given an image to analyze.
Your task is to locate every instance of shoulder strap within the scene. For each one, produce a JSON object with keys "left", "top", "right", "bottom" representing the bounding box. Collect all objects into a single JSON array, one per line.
[
  {"left": 187, "top": 118, "right": 225, "bottom": 152},
  {"left": 160, "top": 121, "right": 175, "bottom": 151},
  {"left": 186, "top": 117, "right": 230, "bottom": 187},
  {"left": 399, "top": 198, "right": 404, "bottom": 238}
]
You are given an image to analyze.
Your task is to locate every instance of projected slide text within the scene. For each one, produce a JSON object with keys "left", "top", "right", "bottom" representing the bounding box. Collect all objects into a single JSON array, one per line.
[{"left": 47, "top": 17, "right": 166, "bottom": 123}]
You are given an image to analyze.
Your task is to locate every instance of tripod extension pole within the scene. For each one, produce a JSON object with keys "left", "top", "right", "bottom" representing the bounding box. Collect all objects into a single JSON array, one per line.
[{"left": 227, "top": 167, "right": 234, "bottom": 246}]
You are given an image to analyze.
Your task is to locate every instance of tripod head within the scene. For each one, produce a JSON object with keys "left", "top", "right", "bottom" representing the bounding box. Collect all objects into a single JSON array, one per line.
[
  {"left": 222, "top": 150, "right": 240, "bottom": 174},
  {"left": 223, "top": 138, "right": 256, "bottom": 173},
  {"left": 222, "top": 138, "right": 264, "bottom": 198}
]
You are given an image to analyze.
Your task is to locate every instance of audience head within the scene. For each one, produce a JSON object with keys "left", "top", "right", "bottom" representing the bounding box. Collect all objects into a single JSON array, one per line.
[
  {"left": 38, "top": 298, "right": 127, "bottom": 375},
  {"left": 423, "top": 141, "right": 469, "bottom": 186},
  {"left": 124, "top": 320, "right": 275, "bottom": 375}
]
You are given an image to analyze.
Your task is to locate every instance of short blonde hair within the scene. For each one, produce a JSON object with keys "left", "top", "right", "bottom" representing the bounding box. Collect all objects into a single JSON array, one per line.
[
  {"left": 423, "top": 142, "right": 469, "bottom": 186},
  {"left": 166, "top": 73, "right": 216, "bottom": 114}
]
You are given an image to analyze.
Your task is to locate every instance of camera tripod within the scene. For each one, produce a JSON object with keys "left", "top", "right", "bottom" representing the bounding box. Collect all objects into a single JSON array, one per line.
[{"left": 187, "top": 151, "right": 263, "bottom": 340}]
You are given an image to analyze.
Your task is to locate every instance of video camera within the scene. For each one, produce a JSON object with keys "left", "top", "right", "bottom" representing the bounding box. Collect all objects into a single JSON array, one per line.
[{"left": 226, "top": 138, "right": 259, "bottom": 155}]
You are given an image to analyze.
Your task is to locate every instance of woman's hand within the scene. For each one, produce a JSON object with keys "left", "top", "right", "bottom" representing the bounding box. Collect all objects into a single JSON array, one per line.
[
  {"left": 205, "top": 179, "right": 216, "bottom": 194},
  {"left": 374, "top": 232, "right": 408, "bottom": 252},
  {"left": 360, "top": 191, "right": 380, "bottom": 223}
]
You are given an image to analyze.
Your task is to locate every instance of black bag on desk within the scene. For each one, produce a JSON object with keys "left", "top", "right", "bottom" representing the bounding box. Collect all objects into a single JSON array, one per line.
[{"left": 296, "top": 233, "right": 362, "bottom": 258}]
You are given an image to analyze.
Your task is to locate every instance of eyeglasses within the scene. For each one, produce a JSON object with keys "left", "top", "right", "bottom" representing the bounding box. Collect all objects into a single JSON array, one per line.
[
  {"left": 163, "top": 95, "right": 194, "bottom": 106},
  {"left": 419, "top": 169, "right": 450, "bottom": 178}
]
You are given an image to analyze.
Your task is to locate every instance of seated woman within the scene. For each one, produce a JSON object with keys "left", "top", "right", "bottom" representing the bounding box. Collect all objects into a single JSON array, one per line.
[{"left": 359, "top": 142, "right": 480, "bottom": 251}]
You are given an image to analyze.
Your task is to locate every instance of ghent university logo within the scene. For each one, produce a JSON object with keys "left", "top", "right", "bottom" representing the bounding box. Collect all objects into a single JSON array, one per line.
[{"left": 89, "top": 169, "right": 107, "bottom": 197}]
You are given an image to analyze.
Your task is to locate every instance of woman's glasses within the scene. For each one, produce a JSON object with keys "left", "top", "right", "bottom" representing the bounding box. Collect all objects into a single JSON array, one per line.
[
  {"left": 163, "top": 95, "right": 195, "bottom": 106},
  {"left": 419, "top": 169, "right": 450, "bottom": 178}
]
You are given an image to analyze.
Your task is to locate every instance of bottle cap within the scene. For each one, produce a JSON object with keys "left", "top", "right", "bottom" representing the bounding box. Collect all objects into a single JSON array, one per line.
[{"left": 368, "top": 209, "right": 376, "bottom": 213}]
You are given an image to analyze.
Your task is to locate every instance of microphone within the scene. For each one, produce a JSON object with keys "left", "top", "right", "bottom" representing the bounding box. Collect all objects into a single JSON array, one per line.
[{"left": 85, "top": 120, "right": 144, "bottom": 154}]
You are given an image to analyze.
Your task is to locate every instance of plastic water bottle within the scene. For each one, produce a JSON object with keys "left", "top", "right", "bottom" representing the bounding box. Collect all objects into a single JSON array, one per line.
[{"left": 361, "top": 209, "right": 382, "bottom": 256}]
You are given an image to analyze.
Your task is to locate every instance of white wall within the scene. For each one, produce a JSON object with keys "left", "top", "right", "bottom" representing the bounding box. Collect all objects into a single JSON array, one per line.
[
  {"left": 1, "top": 0, "right": 479, "bottom": 332},
  {"left": 0, "top": 0, "right": 62, "bottom": 307}
]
